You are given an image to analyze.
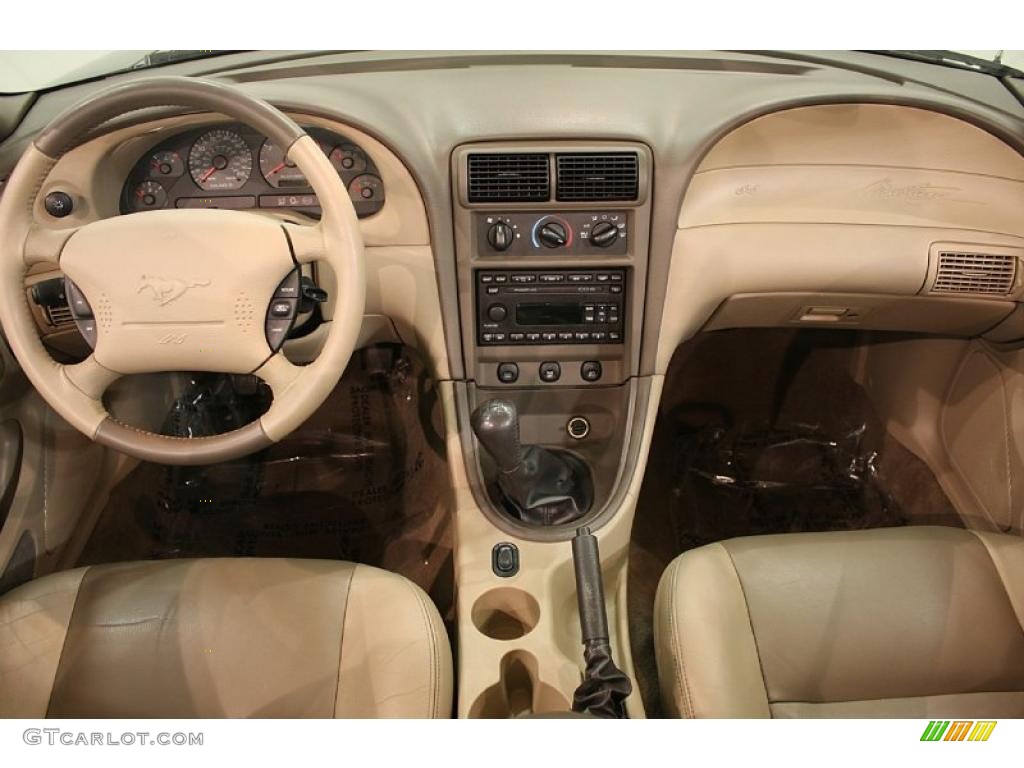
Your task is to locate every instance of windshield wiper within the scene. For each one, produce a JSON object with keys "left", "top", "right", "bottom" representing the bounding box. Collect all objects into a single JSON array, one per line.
[
  {"left": 866, "top": 50, "right": 1024, "bottom": 79},
  {"left": 131, "top": 50, "right": 243, "bottom": 70}
]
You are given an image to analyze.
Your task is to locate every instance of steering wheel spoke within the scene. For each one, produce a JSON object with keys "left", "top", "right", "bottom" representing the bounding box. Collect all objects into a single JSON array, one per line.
[
  {"left": 62, "top": 354, "right": 122, "bottom": 401},
  {"left": 283, "top": 222, "right": 326, "bottom": 264},
  {"left": 24, "top": 223, "right": 80, "bottom": 268},
  {"left": 255, "top": 352, "right": 302, "bottom": 397}
]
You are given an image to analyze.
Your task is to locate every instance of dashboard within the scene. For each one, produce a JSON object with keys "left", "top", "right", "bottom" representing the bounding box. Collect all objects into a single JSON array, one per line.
[{"left": 119, "top": 123, "right": 385, "bottom": 218}]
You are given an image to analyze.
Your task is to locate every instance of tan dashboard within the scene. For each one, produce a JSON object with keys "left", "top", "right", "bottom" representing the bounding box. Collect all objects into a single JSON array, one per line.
[{"left": 656, "top": 104, "right": 1024, "bottom": 372}]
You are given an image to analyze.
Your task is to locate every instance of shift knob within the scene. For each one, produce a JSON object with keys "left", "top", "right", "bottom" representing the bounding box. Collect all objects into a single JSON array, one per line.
[{"left": 470, "top": 399, "right": 523, "bottom": 473}]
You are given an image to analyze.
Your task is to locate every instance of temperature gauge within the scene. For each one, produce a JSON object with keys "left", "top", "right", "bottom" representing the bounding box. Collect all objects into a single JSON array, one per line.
[{"left": 149, "top": 151, "right": 184, "bottom": 179}]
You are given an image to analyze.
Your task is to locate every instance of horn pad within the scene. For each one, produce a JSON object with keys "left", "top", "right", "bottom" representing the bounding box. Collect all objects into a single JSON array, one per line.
[{"left": 60, "top": 209, "right": 295, "bottom": 375}]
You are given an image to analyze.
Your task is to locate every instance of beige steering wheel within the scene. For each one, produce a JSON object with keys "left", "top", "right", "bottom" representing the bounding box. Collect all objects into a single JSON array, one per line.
[{"left": 0, "top": 77, "right": 365, "bottom": 464}]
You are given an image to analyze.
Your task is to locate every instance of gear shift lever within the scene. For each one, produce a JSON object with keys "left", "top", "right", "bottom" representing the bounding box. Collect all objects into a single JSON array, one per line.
[{"left": 471, "top": 399, "right": 592, "bottom": 526}]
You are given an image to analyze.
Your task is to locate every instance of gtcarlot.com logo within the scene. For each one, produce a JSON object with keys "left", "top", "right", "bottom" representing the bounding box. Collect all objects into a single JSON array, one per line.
[
  {"left": 920, "top": 721, "right": 997, "bottom": 742},
  {"left": 23, "top": 729, "right": 203, "bottom": 747}
]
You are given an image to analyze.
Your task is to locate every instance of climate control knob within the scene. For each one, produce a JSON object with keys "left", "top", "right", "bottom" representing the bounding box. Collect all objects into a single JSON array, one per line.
[
  {"left": 487, "top": 222, "right": 515, "bottom": 251},
  {"left": 590, "top": 221, "right": 619, "bottom": 248},
  {"left": 538, "top": 221, "right": 569, "bottom": 249}
]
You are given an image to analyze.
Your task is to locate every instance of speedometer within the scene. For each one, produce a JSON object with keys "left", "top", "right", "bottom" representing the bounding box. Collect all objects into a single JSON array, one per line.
[{"left": 188, "top": 129, "right": 253, "bottom": 191}]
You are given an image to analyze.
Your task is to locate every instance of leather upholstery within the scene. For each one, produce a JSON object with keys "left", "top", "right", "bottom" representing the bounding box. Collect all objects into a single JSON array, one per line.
[
  {"left": 0, "top": 558, "right": 452, "bottom": 718},
  {"left": 654, "top": 526, "right": 1024, "bottom": 718}
]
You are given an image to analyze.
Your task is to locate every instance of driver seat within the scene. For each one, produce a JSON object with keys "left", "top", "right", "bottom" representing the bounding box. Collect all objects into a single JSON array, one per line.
[{"left": 0, "top": 558, "right": 452, "bottom": 718}]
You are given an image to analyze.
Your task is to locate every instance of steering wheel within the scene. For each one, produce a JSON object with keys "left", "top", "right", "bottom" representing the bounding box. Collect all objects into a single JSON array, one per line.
[{"left": 0, "top": 77, "right": 365, "bottom": 465}]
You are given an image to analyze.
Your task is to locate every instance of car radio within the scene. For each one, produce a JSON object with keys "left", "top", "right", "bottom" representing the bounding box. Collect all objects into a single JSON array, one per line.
[{"left": 476, "top": 268, "right": 626, "bottom": 345}]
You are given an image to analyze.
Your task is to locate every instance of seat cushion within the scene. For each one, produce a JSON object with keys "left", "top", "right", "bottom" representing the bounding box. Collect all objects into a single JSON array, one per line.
[
  {"left": 0, "top": 558, "right": 452, "bottom": 718},
  {"left": 654, "top": 526, "right": 1024, "bottom": 718}
]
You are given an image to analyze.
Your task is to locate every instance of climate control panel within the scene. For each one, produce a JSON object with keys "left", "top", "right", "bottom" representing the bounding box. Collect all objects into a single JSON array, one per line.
[{"left": 477, "top": 211, "right": 629, "bottom": 257}]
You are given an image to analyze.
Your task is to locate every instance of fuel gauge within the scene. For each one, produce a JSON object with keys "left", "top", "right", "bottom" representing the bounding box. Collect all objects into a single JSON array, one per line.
[
  {"left": 130, "top": 181, "right": 167, "bottom": 212},
  {"left": 348, "top": 173, "right": 384, "bottom": 205}
]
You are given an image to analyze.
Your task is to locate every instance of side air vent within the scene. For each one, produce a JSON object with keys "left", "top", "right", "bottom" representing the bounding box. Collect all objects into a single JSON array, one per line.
[
  {"left": 555, "top": 152, "right": 639, "bottom": 202},
  {"left": 932, "top": 251, "right": 1018, "bottom": 296},
  {"left": 467, "top": 153, "right": 550, "bottom": 203}
]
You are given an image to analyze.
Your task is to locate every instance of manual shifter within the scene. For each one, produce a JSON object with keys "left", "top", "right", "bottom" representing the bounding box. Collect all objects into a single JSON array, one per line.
[{"left": 471, "top": 399, "right": 592, "bottom": 526}]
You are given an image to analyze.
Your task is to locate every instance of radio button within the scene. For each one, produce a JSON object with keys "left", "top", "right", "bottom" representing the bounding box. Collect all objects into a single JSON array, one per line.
[
  {"left": 509, "top": 332, "right": 525, "bottom": 342},
  {"left": 557, "top": 332, "right": 573, "bottom": 341},
  {"left": 526, "top": 332, "right": 541, "bottom": 342},
  {"left": 581, "top": 361, "right": 603, "bottom": 382},
  {"left": 487, "top": 304, "right": 509, "bottom": 322},
  {"left": 568, "top": 274, "right": 593, "bottom": 283},
  {"left": 610, "top": 285, "right": 623, "bottom": 294},
  {"left": 574, "top": 332, "right": 591, "bottom": 341},
  {"left": 539, "top": 274, "right": 565, "bottom": 283},
  {"left": 511, "top": 274, "right": 536, "bottom": 283},
  {"left": 541, "top": 332, "right": 557, "bottom": 342},
  {"left": 497, "top": 363, "right": 519, "bottom": 383},
  {"left": 480, "top": 274, "right": 494, "bottom": 283},
  {"left": 591, "top": 332, "right": 607, "bottom": 342},
  {"left": 610, "top": 273, "right": 624, "bottom": 282},
  {"left": 486, "top": 286, "right": 499, "bottom": 295},
  {"left": 539, "top": 362, "right": 561, "bottom": 382},
  {"left": 482, "top": 333, "right": 494, "bottom": 342},
  {"left": 609, "top": 331, "right": 622, "bottom": 341},
  {"left": 596, "top": 273, "right": 611, "bottom": 282},
  {"left": 493, "top": 333, "right": 507, "bottom": 342},
  {"left": 493, "top": 274, "right": 509, "bottom": 283}
]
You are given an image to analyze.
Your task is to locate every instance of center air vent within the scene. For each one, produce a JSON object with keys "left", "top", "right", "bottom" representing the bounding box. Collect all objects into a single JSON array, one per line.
[
  {"left": 932, "top": 251, "right": 1018, "bottom": 296},
  {"left": 556, "top": 152, "right": 639, "bottom": 202},
  {"left": 467, "top": 153, "right": 550, "bottom": 203}
]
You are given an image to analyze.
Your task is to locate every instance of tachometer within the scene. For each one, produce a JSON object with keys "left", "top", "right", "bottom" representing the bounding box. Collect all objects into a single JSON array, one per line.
[
  {"left": 188, "top": 129, "right": 253, "bottom": 191},
  {"left": 259, "top": 139, "right": 306, "bottom": 188}
]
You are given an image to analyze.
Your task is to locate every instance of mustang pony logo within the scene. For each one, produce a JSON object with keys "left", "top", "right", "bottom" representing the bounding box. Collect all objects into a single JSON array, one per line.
[{"left": 137, "top": 274, "right": 211, "bottom": 306}]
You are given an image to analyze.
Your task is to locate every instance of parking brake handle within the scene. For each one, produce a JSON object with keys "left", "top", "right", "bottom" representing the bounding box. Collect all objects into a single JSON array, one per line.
[{"left": 570, "top": 526, "right": 632, "bottom": 718}]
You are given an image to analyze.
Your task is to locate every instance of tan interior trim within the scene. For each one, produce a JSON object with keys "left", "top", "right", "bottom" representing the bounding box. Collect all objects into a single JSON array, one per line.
[{"left": 658, "top": 104, "right": 1024, "bottom": 371}]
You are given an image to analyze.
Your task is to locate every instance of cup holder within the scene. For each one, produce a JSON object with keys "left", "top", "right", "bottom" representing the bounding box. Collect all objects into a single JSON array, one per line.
[
  {"left": 469, "top": 650, "right": 570, "bottom": 718},
  {"left": 471, "top": 587, "right": 540, "bottom": 640}
]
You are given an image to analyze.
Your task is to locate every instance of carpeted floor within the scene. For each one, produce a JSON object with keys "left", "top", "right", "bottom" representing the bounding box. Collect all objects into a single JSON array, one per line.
[
  {"left": 78, "top": 345, "right": 455, "bottom": 622},
  {"left": 628, "top": 329, "right": 964, "bottom": 717}
]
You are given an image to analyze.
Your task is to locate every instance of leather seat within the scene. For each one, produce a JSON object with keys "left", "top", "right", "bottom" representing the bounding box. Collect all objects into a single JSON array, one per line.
[
  {"left": 0, "top": 558, "right": 452, "bottom": 718},
  {"left": 654, "top": 526, "right": 1024, "bottom": 718}
]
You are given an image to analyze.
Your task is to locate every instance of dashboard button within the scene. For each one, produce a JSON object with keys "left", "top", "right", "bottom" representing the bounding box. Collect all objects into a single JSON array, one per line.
[
  {"left": 539, "top": 362, "right": 561, "bottom": 383},
  {"left": 270, "top": 300, "right": 295, "bottom": 317},
  {"left": 274, "top": 270, "right": 300, "bottom": 298},
  {"left": 581, "top": 361, "right": 603, "bottom": 382},
  {"left": 497, "top": 363, "right": 519, "bottom": 383}
]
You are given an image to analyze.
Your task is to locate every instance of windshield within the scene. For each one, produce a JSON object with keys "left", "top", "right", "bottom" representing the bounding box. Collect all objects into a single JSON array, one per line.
[{"left": 0, "top": 50, "right": 237, "bottom": 94}]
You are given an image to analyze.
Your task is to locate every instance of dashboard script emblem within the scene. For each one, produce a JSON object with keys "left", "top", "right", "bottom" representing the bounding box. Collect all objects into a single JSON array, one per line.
[{"left": 137, "top": 274, "right": 211, "bottom": 306}]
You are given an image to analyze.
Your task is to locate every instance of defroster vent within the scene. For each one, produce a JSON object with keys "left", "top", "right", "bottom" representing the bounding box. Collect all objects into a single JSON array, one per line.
[
  {"left": 556, "top": 152, "right": 639, "bottom": 202},
  {"left": 467, "top": 153, "right": 550, "bottom": 203},
  {"left": 932, "top": 250, "right": 1018, "bottom": 296}
]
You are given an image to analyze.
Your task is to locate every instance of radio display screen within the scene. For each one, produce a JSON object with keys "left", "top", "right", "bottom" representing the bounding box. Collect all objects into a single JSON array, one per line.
[{"left": 516, "top": 302, "right": 584, "bottom": 326}]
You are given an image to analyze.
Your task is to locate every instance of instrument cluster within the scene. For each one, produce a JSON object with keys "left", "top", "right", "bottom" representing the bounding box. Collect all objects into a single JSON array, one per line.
[{"left": 120, "top": 124, "right": 386, "bottom": 218}]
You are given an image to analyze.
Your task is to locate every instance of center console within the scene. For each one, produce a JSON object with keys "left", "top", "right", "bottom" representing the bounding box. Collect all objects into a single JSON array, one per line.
[
  {"left": 451, "top": 142, "right": 653, "bottom": 717},
  {"left": 452, "top": 142, "right": 653, "bottom": 533}
]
